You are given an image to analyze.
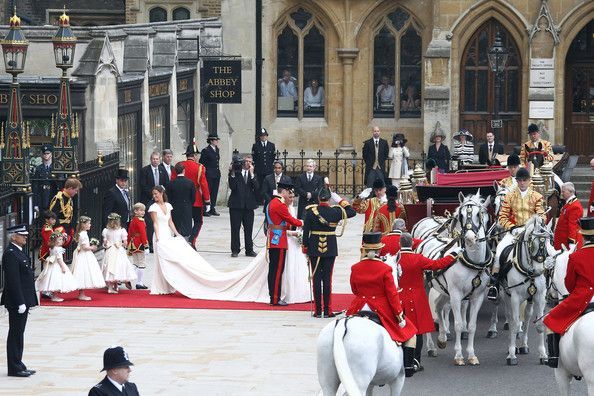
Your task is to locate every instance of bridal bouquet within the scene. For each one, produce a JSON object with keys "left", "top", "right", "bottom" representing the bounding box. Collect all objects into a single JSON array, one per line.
[{"left": 89, "top": 238, "right": 100, "bottom": 247}]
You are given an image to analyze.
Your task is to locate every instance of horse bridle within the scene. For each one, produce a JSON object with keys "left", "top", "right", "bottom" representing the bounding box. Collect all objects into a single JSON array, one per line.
[{"left": 457, "top": 201, "right": 488, "bottom": 242}]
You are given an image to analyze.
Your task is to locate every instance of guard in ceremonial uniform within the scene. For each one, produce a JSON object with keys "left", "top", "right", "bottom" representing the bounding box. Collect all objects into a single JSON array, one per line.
[
  {"left": 519, "top": 123, "right": 554, "bottom": 168},
  {"left": 373, "top": 184, "right": 406, "bottom": 234},
  {"left": 49, "top": 178, "right": 82, "bottom": 247},
  {"left": 488, "top": 167, "right": 545, "bottom": 300},
  {"left": 498, "top": 153, "right": 521, "bottom": 189},
  {"left": 352, "top": 178, "right": 387, "bottom": 233},
  {"left": 266, "top": 181, "right": 303, "bottom": 305},
  {"left": 1, "top": 225, "right": 38, "bottom": 377},
  {"left": 379, "top": 218, "right": 422, "bottom": 256},
  {"left": 553, "top": 182, "right": 584, "bottom": 250},
  {"left": 346, "top": 232, "right": 418, "bottom": 377},
  {"left": 32, "top": 143, "right": 57, "bottom": 213},
  {"left": 302, "top": 186, "right": 356, "bottom": 317},
  {"left": 543, "top": 218, "right": 594, "bottom": 368}
]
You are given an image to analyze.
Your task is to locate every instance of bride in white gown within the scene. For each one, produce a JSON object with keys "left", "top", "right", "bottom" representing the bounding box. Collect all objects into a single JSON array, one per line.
[{"left": 148, "top": 186, "right": 310, "bottom": 303}]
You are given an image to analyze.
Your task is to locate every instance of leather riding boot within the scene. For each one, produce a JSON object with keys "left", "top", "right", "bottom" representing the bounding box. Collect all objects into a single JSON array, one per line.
[
  {"left": 403, "top": 346, "right": 416, "bottom": 378},
  {"left": 547, "top": 333, "right": 560, "bottom": 368}
]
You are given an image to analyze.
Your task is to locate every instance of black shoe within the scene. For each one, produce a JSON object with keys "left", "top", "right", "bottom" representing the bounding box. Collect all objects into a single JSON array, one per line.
[
  {"left": 24, "top": 369, "right": 36, "bottom": 375},
  {"left": 245, "top": 251, "right": 258, "bottom": 257},
  {"left": 403, "top": 346, "right": 416, "bottom": 378},
  {"left": 487, "top": 286, "right": 499, "bottom": 301},
  {"left": 324, "top": 311, "right": 341, "bottom": 318},
  {"left": 210, "top": 211, "right": 220, "bottom": 216},
  {"left": 203, "top": 212, "right": 211, "bottom": 217},
  {"left": 8, "top": 371, "right": 31, "bottom": 377},
  {"left": 135, "top": 284, "right": 148, "bottom": 290},
  {"left": 41, "top": 292, "right": 53, "bottom": 300},
  {"left": 231, "top": 252, "right": 239, "bottom": 258},
  {"left": 313, "top": 312, "right": 322, "bottom": 318}
]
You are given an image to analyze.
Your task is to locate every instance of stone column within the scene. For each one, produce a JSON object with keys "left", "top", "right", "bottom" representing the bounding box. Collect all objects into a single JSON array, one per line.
[{"left": 337, "top": 48, "right": 359, "bottom": 153}]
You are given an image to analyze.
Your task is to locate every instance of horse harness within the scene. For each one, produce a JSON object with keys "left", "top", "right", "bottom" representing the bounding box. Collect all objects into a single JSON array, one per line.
[{"left": 337, "top": 311, "right": 384, "bottom": 340}]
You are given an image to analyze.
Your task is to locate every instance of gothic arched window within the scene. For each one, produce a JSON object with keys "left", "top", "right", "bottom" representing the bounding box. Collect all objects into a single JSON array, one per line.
[
  {"left": 149, "top": 7, "right": 167, "bottom": 22},
  {"left": 173, "top": 7, "right": 191, "bottom": 21}
]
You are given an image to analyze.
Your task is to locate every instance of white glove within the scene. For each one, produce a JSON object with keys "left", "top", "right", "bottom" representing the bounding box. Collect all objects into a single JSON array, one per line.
[
  {"left": 380, "top": 195, "right": 388, "bottom": 203},
  {"left": 17, "top": 304, "right": 26, "bottom": 314},
  {"left": 205, "top": 205, "right": 211, "bottom": 213},
  {"left": 544, "top": 256, "right": 555, "bottom": 270},
  {"left": 359, "top": 188, "right": 372, "bottom": 199},
  {"left": 511, "top": 228, "right": 522, "bottom": 236},
  {"left": 330, "top": 192, "right": 342, "bottom": 203},
  {"left": 568, "top": 243, "right": 576, "bottom": 251},
  {"left": 451, "top": 246, "right": 463, "bottom": 256},
  {"left": 399, "top": 319, "right": 406, "bottom": 328},
  {"left": 324, "top": 177, "right": 330, "bottom": 185}
]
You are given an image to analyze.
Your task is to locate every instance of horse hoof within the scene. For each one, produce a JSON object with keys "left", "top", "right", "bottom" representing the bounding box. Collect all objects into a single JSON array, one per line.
[
  {"left": 428, "top": 350, "right": 438, "bottom": 358},
  {"left": 437, "top": 340, "right": 447, "bottom": 349},
  {"left": 486, "top": 331, "right": 498, "bottom": 339},
  {"left": 454, "top": 358, "right": 466, "bottom": 366},
  {"left": 467, "top": 356, "right": 480, "bottom": 366},
  {"left": 506, "top": 357, "right": 518, "bottom": 366},
  {"left": 518, "top": 347, "right": 529, "bottom": 355},
  {"left": 446, "top": 333, "right": 452, "bottom": 341},
  {"left": 540, "top": 358, "right": 548, "bottom": 365},
  {"left": 461, "top": 331, "right": 469, "bottom": 340},
  {"left": 503, "top": 323, "right": 509, "bottom": 330}
]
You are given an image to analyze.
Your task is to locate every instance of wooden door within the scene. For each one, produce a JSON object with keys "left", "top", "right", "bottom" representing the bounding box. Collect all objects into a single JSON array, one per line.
[{"left": 460, "top": 19, "right": 522, "bottom": 152}]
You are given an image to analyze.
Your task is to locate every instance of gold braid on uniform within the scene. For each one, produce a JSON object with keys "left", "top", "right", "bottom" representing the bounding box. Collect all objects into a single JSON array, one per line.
[{"left": 49, "top": 192, "right": 73, "bottom": 225}]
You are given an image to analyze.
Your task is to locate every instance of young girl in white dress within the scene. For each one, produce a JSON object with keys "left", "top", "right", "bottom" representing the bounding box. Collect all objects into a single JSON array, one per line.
[
  {"left": 35, "top": 232, "right": 79, "bottom": 302},
  {"left": 72, "top": 216, "right": 106, "bottom": 300},
  {"left": 102, "top": 213, "right": 137, "bottom": 293}
]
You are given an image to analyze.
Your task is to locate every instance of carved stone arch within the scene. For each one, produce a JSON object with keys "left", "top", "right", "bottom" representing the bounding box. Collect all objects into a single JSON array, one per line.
[
  {"left": 272, "top": 4, "right": 334, "bottom": 36},
  {"left": 354, "top": 2, "right": 425, "bottom": 43}
]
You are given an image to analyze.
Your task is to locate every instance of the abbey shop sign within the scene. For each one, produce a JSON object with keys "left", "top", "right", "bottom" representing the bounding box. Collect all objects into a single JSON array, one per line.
[{"left": 203, "top": 60, "right": 242, "bottom": 103}]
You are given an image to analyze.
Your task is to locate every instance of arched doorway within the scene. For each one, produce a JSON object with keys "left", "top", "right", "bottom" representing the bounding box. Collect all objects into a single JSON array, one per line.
[
  {"left": 460, "top": 19, "right": 522, "bottom": 150},
  {"left": 564, "top": 19, "right": 594, "bottom": 159}
]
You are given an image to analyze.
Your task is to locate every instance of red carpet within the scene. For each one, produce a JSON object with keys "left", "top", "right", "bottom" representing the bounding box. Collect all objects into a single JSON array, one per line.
[{"left": 40, "top": 289, "right": 354, "bottom": 312}]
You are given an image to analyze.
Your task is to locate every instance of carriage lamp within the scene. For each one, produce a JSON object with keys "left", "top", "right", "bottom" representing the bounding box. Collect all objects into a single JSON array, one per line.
[
  {"left": 411, "top": 164, "right": 427, "bottom": 187},
  {"left": 532, "top": 169, "right": 546, "bottom": 202},
  {"left": 398, "top": 178, "right": 416, "bottom": 204},
  {"left": 539, "top": 162, "right": 555, "bottom": 196}
]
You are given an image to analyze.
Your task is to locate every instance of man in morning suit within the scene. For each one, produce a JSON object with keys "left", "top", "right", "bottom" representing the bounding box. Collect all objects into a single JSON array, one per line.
[
  {"left": 266, "top": 180, "right": 303, "bottom": 305},
  {"left": 159, "top": 149, "right": 174, "bottom": 187},
  {"left": 302, "top": 186, "right": 356, "bottom": 317},
  {"left": 166, "top": 162, "right": 196, "bottom": 240},
  {"left": 200, "top": 134, "right": 222, "bottom": 217},
  {"left": 89, "top": 346, "right": 140, "bottom": 396},
  {"left": 362, "top": 125, "right": 389, "bottom": 187},
  {"left": 32, "top": 143, "right": 57, "bottom": 213},
  {"left": 251, "top": 128, "right": 276, "bottom": 201},
  {"left": 295, "top": 158, "right": 324, "bottom": 219},
  {"left": 478, "top": 131, "right": 504, "bottom": 165},
  {"left": 1, "top": 225, "right": 38, "bottom": 377},
  {"left": 139, "top": 151, "right": 168, "bottom": 249},
  {"left": 103, "top": 169, "right": 131, "bottom": 229},
  {"left": 262, "top": 160, "right": 292, "bottom": 209},
  {"left": 228, "top": 154, "right": 259, "bottom": 258}
]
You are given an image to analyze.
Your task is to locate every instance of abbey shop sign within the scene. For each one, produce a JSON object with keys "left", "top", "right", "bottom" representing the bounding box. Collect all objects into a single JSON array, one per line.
[{"left": 203, "top": 60, "right": 241, "bottom": 103}]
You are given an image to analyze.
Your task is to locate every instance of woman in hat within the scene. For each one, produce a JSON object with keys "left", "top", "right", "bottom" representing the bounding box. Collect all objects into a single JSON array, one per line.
[
  {"left": 452, "top": 129, "right": 475, "bottom": 165},
  {"left": 388, "top": 132, "right": 410, "bottom": 186},
  {"left": 427, "top": 127, "right": 450, "bottom": 173}
]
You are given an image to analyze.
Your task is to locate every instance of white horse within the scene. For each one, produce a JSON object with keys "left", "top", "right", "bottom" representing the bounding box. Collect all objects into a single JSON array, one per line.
[
  {"left": 411, "top": 216, "right": 451, "bottom": 240},
  {"left": 317, "top": 317, "right": 405, "bottom": 396},
  {"left": 422, "top": 191, "right": 492, "bottom": 365},
  {"left": 549, "top": 245, "right": 594, "bottom": 395},
  {"left": 497, "top": 215, "right": 555, "bottom": 365}
]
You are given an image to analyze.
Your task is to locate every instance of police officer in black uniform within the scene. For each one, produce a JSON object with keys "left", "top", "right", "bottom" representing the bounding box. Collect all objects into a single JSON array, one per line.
[
  {"left": 302, "top": 186, "right": 356, "bottom": 317},
  {"left": 1, "top": 225, "right": 38, "bottom": 377},
  {"left": 251, "top": 128, "right": 276, "bottom": 202},
  {"left": 200, "top": 134, "right": 221, "bottom": 217},
  {"left": 32, "top": 144, "right": 57, "bottom": 213}
]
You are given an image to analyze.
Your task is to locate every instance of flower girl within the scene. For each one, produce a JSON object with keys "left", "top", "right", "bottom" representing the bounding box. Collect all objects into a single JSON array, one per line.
[
  {"left": 72, "top": 216, "right": 106, "bottom": 300},
  {"left": 102, "top": 213, "right": 137, "bottom": 293},
  {"left": 35, "top": 232, "right": 79, "bottom": 302}
]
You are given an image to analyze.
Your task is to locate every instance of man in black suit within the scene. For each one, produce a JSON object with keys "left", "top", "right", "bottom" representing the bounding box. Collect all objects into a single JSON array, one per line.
[
  {"left": 261, "top": 160, "right": 292, "bottom": 209},
  {"left": 362, "top": 126, "right": 389, "bottom": 187},
  {"left": 32, "top": 143, "right": 57, "bottom": 214},
  {"left": 200, "top": 134, "right": 221, "bottom": 217},
  {"left": 295, "top": 159, "right": 324, "bottom": 219},
  {"left": 1, "top": 225, "right": 38, "bottom": 377},
  {"left": 139, "top": 152, "right": 168, "bottom": 248},
  {"left": 89, "top": 346, "right": 140, "bottom": 396},
  {"left": 159, "top": 149, "right": 174, "bottom": 186},
  {"left": 166, "top": 162, "right": 196, "bottom": 240},
  {"left": 228, "top": 154, "right": 260, "bottom": 257},
  {"left": 251, "top": 128, "right": 276, "bottom": 201},
  {"left": 478, "top": 131, "right": 505, "bottom": 165},
  {"left": 103, "top": 169, "right": 131, "bottom": 229}
]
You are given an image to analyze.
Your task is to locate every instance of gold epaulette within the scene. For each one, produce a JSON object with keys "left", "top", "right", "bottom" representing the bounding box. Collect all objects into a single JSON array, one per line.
[{"left": 305, "top": 204, "right": 317, "bottom": 210}]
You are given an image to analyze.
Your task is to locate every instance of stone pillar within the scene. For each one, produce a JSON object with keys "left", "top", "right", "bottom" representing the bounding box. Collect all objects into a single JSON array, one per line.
[{"left": 337, "top": 48, "right": 359, "bottom": 153}]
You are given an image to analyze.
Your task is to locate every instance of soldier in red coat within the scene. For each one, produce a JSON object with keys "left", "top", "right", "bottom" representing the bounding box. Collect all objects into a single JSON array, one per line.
[
  {"left": 266, "top": 181, "right": 303, "bottom": 305},
  {"left": 544, "top": 217, "right": 594, "bottom": 368},
  {"left": 373, "top": 185, "right": 407, "bottom": 235},
  {"left": 39, "top": 210, "right": 58, "bottom": 265},
  {"left": 346, "top": 232, "right": 418, "bottom": 377},
  {"left": 553, "top": 182, "right": 584, "bottom": 250},
  {"left": 172, "top": 143, "right": 211, "bottom": 248},
  {"left": 379, "top": 218, "right": 422, "bottom": 256},
  {"left": 397, "top": 233, "right": 461, "bottom": 370},
  {"left": 127, "top": 203, "right": 150, "bottom": 289}
]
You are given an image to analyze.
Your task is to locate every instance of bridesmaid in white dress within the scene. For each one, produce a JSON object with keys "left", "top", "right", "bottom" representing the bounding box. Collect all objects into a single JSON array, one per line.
[
  {"left": 388, "top": 133, "right": 410, "bottom": 186},
  {"left": 102, "top": 213, "right": 137, "bottom": 293},
  {"left": 72, "top": 216, "right": 106, "bottom": 300},
  {"left": 35, "top": 233, "right": 79, "bottom": 302}
]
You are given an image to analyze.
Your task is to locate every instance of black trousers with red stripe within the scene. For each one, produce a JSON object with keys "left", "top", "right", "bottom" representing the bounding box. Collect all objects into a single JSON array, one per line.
[
  {"left": 309, "top": 256, "right": 336, "bottom": 314},
  {"left": 268, "top": 248, "right": 286, "bottom": 304}
]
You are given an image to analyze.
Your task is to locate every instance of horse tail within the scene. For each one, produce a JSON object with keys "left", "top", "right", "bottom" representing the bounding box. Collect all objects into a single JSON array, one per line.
[{"left": 333, "top": 318, "right": 362, "bottom": 396}]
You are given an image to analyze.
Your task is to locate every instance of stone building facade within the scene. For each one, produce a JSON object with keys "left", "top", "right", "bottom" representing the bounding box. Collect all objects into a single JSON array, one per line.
[
  {"left": 125, "top": 0, "right": 221, "bottom": 24},
  {"left": 1, "top": 0, "right": 126, "bottom": 26},
  {"left": 219, "top": 0, "right": 594, "bottom": 161}
]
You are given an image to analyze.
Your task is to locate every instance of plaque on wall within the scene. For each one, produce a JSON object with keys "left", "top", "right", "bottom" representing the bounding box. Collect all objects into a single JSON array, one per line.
[
  {"left": 529, "top": 101, "right": 554, "bottom": 119},
  {"left": 530, "top": 69, "right": 555, "bottom": 87},
  {"left": 530, "top": 58, "right": 554, "bottom": 69},
  {"left": 202, "top": 60, "right": 242, "bottom": 104}
]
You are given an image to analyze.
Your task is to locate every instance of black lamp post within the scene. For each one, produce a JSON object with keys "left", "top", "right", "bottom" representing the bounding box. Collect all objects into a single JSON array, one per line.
[
  {"left": 488, "top": 29, "right": 509, "bottom": 145},
  {"left": 0, "top": 7, "right": 31, "bottom": 189},
  {"left": 51, "top": 8, "right": 79, "bottom": 178}
]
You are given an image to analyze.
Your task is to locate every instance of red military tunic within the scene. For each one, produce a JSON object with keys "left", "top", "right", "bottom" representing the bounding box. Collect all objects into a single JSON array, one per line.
[
  {"left": 346, "top": 258, "right": 417, "bottom": 343},
  {"left": 553, "top": 196, "right": 584, "bottom": 250},
  {"left": 352, "top": 197, "right": 385, "bottom": 233},
  {"left": 127, "top": 216, "right": 149, "bottom": 253},
  {"left": 544, "top": 243, "right": 594, "bottom": 334},
  {"left": 172, "top": 160, "right": 210, "bottom": 207},
  {"left": 588, "top": 181, "right": 594, "bottom": 217},
  {"left": 398, "top": 248, "right": 456, "bottom": 334},
  {"left": 39, "top": 223, "right": 54, "bottom": 262},
  {"left": 373, "top": 203, "right": 407, "bottom": 235},
  {"left": 266, "top": 195, "right": 303, "bottom": 249},
  {"left": 379, "top": 231, "right": 422, "bottom": 257}
]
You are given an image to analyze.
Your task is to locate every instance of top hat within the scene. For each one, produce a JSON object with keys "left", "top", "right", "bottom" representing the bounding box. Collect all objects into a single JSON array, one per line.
[
  {"left": 101, "top": 346, "right": 134, "bottom": 372},
  {"left": 515, "top": 167, "right": 530, "bottom": 180},
  {"left": 206, "top": 134, "right": 220, "bottom": 142},
  {"left": 372, "top": 177, "right": 386, "bottom": 190},
  {"left": 392, "top": 133, "right": 407, "bottom": 145},
  {"left": 276, "top": 180, "right": 294, "bottom": 191},
  {"left": 453, "top": 129, "right": 474, "bottom": 142},
  {"left": 259, "top": 128, "right": 269, "bottom": 136},
  {"left": 41, "top": 143, "right": 53, "bottom": 153},
  {"left": 507, "top": 153, "right": 521, "bottom": 167},
  {"left": 579, "top": 217, "right": 594, "bottom": 235},
  {"left": 116, "top": 169, "right": 129, "bottom": 180},
  {"left": 7, "top": 224, "right": 28, "bottom": 235},
  {"left": 362, "top": 232, "right": 384, "bottom": 250},
  {"left": 386, "top": 184, "right": 398, "bottom": 198},
  {"left": 318, "top": 186, "right": 331, "bottom": 201},
  {"left": 527, "top": 123, "right": 540, "bottom": 134}
]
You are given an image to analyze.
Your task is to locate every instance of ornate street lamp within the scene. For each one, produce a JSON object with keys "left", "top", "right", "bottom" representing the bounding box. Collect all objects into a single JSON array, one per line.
[
  {"left": 51, "top": 8, "right": 79, "bottom": 178},
  {"left": 0, "top": 8, "right": 31, "bottom": 189},
  {"left": 488, "top": 29, "right": 509, "bottom": 145}
]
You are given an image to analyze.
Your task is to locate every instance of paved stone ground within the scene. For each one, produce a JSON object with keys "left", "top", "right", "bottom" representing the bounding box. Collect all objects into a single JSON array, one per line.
[{"left": 0, "top": 207, "right": 587, "bottom": 395}]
